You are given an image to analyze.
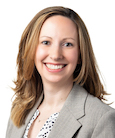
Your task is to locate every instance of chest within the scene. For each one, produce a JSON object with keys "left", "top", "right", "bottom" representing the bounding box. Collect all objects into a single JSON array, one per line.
[{"left": 23, "top": 109, "right": 59, "bottom": 138}]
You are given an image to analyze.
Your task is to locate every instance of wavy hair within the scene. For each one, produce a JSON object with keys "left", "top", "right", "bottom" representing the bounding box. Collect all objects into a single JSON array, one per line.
[{"left": 11, "top": 6, "right": 108, "bottom": 127}]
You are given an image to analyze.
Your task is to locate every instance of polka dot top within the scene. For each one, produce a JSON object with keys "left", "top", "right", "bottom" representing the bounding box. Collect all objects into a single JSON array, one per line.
[{"left": 23, "top": 109, "right": 59, "bottom": 138}]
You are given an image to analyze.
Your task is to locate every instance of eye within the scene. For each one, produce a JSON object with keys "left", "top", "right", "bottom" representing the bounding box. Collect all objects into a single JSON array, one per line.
[
  {"left": 42, "top": 41, "right": 50, "bottom": 45},
  {"left": 64, "top": 42, "right": 73, "bottom": 47}
]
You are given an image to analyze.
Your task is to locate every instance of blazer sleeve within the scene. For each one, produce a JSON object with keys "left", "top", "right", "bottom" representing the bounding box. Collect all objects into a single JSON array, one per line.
[{"left": 91, "top": 109, "right": 115, "bottom": 138}]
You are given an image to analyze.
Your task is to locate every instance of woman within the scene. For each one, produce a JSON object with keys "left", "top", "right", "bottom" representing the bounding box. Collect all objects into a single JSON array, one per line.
[{"left": 6, "top": 6, "right": 115, "bottom": 138}]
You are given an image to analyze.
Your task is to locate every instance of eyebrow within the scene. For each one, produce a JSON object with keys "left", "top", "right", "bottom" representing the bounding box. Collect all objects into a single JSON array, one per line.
[
  {"left": 40, "top": 36, "right": 75, "bottom": 41},
  {"left": 63, "top": 38, "right": 75, "bottom": 41},
  {"left": 40, "top": 36, "right": 52, "bottom": 39}
]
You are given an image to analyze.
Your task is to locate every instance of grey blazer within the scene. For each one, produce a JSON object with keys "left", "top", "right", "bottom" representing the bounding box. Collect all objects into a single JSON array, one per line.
[{"left": 6, "top": 84, "right": 115, "bottom": 138}]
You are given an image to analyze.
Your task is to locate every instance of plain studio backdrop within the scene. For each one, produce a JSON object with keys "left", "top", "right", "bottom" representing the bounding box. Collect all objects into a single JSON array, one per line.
[{"left": 0, "top": 0, "right": 115, "bottom": 137}]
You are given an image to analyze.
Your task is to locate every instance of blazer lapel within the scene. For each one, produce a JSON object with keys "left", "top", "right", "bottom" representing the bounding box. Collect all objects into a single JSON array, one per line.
[
  {"left": 48, "top": 106, "right": 82, "bottom": 138},
  {"left": 48, "top": 84, "right": 88, "bottom": 138}
]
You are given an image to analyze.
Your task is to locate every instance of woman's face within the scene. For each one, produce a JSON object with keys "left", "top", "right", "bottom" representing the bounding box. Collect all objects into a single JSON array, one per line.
[{"left": 35, "top": 15, "right": 79, "bottom": 85}]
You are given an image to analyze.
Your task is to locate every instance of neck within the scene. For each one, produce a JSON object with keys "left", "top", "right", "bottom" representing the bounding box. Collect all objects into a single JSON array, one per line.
[{"left": 41, "top": 80, "right": 73, "bottom": 110}]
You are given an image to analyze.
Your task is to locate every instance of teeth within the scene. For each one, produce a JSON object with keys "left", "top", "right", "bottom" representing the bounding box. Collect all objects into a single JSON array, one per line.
[{"left": 46, "top": 64, "right": 65, "bottom": 69}]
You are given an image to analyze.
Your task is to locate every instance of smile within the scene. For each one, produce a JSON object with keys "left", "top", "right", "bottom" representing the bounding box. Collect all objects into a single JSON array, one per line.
[{"left": 45, "top": 64, "right": 66, "bottom": 69}]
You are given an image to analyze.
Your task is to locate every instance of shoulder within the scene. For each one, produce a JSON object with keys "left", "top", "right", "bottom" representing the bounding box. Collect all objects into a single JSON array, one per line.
[
  {"left": 73, "top": 84, "right": 115, "bottom": 113},
  {"left": 84, "top": 94, "right": 115, "bottom": 137},
  {"left": 85, "top": 92, "right": 115, "bottom": 130},
  {"left": 6, "top": 118, "right": 14, "bottom": 138},
  {"left": 86, "top": 92, "right": 115, "bottom": 116},
  {"left": 65, "top": 84, "right": 115, "bottom": 137},
  {"left": 77, "top": 87, "right": 115, "bottom": 137},
  {"left": 70, "top": 84, "right": 115, "bottom": 116}
]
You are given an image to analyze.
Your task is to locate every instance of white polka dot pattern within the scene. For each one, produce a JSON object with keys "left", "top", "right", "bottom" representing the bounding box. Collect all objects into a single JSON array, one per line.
[{"left": 23, "top": 109, "right": 59, "bottom": 138}]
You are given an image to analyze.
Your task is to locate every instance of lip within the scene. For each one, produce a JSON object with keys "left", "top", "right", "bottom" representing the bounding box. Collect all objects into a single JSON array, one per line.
[
  {"left": 44, "top": 62, "right": 66, "bottom": 65},
  {"left": 44, "top": 63, "right": 67, "bottom": 73}
]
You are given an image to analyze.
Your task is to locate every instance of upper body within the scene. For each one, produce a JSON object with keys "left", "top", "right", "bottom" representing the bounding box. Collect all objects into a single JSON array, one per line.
[
  {"left": 6, "top": 84, "right": 115, "bottom": 138},
  {"left": 6, "top": 6, "right": 115, "bottom": 138}
]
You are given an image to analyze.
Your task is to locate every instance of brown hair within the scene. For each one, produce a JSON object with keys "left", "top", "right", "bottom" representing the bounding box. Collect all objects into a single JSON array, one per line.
[{"left": 11, "top": 6, "right": 108, "bottom": 127}]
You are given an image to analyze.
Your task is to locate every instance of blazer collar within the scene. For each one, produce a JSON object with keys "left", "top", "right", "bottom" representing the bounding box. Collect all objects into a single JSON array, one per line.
[{"left": 48, "top": 83, "right": 88, "bottom": 138}]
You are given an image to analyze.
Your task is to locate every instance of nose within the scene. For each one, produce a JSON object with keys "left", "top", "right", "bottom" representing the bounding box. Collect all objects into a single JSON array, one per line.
[{"left": 49, "top": 45, "right": 63, "bottom": 61}]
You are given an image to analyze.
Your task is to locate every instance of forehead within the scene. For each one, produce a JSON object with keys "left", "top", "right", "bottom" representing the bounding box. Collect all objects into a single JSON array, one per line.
[{"left": 39, "top": 15, "right": 78, "bottom": 38}]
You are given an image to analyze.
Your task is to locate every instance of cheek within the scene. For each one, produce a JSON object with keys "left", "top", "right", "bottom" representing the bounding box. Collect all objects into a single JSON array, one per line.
[
  {"left": 67, "top": 49, "right": 79, "bottom": 65},
  {"left": 35, "top": 46, "right": 47, "bottom": 63}
]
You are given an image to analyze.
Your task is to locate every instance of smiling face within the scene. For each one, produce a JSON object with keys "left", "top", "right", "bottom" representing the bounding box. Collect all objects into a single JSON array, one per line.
[{"left": 35, "top": 15, "right": 79, "bottom": 85}]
